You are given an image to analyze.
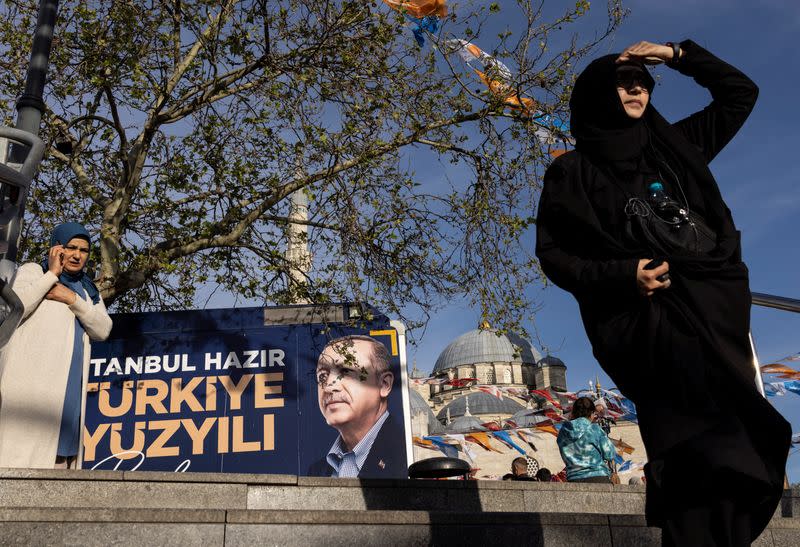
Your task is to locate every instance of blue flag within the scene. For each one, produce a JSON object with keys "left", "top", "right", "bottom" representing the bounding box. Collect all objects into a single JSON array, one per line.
[
  {"left": 405, "top": 15, "right": 440, "bottom": 47},
  {"left": 424, "top": 436, "right": 459, "bottom": 459},
  {"left": 784, "top": 381, "right": 800, "bottom": 396},
  {"left": 491, "top": 430, "right": 526, "bottom": 455}
]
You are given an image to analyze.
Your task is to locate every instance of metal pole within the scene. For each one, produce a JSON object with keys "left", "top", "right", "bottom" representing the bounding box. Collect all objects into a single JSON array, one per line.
[
  {"left": 15, "top": 0, "right": 59, "bottom": 136},
  {"left": 749, "top": 333, "right": 766, "bottom": 397},
  {"left": 749, "top": 291, "right": 799, "bottom": 398},
  {"left": 1, "top": 0, "right": 59, "bottom": 263}
]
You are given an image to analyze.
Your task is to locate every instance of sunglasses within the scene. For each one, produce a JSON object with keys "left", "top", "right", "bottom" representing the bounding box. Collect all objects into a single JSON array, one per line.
[{"left": 616, "top": 69, "right": 649, "bottom": 91}]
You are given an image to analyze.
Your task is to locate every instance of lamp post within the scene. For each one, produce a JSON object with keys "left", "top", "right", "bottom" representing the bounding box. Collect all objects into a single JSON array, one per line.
[
  {"left": 1, "top": 0, "right": 59, "bottom": 262},
  {"left": 0, "top": 1, "right": 59, "bottom": 348}
]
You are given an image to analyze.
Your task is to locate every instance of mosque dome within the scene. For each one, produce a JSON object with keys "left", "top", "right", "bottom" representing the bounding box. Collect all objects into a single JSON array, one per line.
[
  {"left": 445, "top": 415, "right": 488, "bottom": 434},
  {"left": 537, "top": 355, "right": 566, "bottom": 368},
  {"left": 436, "top": 391, "right": 525, "bottom": 422},
  {"left": 432, "top": 328, "right": 543, "bottom": 374},
  {"left": 409, "top": 388, "right": 444, "bottom": 435},
  {"left": 508, "top": 408, "right": 546, "bottom": 428}
]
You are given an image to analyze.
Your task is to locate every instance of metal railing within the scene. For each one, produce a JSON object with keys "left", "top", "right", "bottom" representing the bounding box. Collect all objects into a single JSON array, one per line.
[{"left": 752, "top": 292, "right": 800, "bottom": 314}]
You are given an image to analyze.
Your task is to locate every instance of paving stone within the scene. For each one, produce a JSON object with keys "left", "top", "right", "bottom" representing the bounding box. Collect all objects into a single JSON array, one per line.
[
  {"left": 224, "top": 519, "right": 610, "bottom": 547},
  {"left": 228, "top": 509, "right": 431, "bottom": 525},
  {"left": 122, "top": 470, "right": 296, "bottom": 485},
  {"left": 0, "top": 508, "right": 225, "bottom": 523},
  {"left": 0, "top": 468, "right": 122, "bottom": 481},
  {"left": 781, "top": 488, "right": 800, "bottom": 518},
  {"left": 225, "top": 523, "right": 430, "bottom": 547},
  {"left": 0, "top": 479, "right": 247, "bottom": 510},
  {"left": 466, "top": 485, "right": 525, "bottom": 512},
  {"left": 609, "top": 524, "right": 661, "bottom": 546},
  {"left": 751, "top": 529, "right": 774, "bottom": 547},
  {"left": 523, "top": 489, "right": 646, "bottom": 515},
  {"left": 769, "top": 528, "right": 800, "bottom": 546},
  {"left": 247, "top": 484, "right": 451, "bottom": 511},
  {"left": 0, "top": 522, "right": 224, "bottom": 546}
]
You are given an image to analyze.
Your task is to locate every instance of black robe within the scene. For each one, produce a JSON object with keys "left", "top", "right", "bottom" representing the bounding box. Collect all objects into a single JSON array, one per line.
[{"left": 536, "top": 41, "right": 791, "bottom": 539}]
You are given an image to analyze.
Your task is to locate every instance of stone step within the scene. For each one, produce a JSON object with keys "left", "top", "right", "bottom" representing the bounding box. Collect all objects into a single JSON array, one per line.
[
  {"left": 0, "top": 470, "right": 797, "bottom": 546},
  {"left": 0, "top": 507, "right": 797, "bottom": 546},
  {"left": 2, "top": 469, "right": 798, "bottom": 517},
  {"left": 0, "top": 469, "right": 646, "bottom": 514}
]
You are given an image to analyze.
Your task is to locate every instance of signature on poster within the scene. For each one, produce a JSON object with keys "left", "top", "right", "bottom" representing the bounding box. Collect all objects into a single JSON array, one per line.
[{"left": 90, "top": 451, "right": 192, "bottom": 472}]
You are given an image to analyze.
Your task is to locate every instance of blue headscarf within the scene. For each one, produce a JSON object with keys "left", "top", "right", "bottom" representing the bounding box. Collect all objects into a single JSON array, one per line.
[{"left": 41, "top": 222, "right": 100, "bottom": 305}]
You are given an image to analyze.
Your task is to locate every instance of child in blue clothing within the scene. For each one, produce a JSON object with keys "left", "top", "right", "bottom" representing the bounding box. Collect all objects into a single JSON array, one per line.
[{"left": 557, "top": 397, "right": 618, "bottom": 483}]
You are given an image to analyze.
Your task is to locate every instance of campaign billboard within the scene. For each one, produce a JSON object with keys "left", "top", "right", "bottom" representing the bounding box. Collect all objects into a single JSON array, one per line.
[{"left": 82, "top": 304, "right": 412, "bottom": 478}]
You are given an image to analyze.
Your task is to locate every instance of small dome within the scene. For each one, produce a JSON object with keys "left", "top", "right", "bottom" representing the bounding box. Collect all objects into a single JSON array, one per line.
[
  {"left": 432, "top": 328, "right": 542, "bottom": 374},
  {"left": 508, "top": 409, "right": 547, "bottom": 428},
  {"left": 537, "top": 355, "right": 566, "bottom": 368},
  {"left": 436, "top": 391, "right": 525, "bottom": 421},
  {"left": 445, "top": 415, "right": 488, "bottom": 434},
  {"left": 408, "top": 389, "right": 444, "bottom": 434}
]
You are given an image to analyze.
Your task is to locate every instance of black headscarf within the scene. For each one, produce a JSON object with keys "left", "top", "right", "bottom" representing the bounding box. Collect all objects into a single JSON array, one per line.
[{"left": 570, "top": 56, "right": 654, "bottom": 164}]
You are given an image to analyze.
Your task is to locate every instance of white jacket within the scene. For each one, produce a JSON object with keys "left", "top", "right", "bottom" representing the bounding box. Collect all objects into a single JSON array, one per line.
[{"left": 0, "top": 263, "right": 112, "bottom": 468}]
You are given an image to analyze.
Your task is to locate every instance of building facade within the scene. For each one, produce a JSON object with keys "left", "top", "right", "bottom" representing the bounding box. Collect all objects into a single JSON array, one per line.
[{"left": 409, "top": 325, "right": 647, "bottom": 480}]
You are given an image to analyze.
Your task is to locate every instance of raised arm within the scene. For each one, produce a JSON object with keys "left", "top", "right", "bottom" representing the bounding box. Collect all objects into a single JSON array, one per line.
[
  {"left": 616, "top": 39, "right": 758, "bottom": 163},
  {"left": 11, "top": 262, "right": 59, "bottom": 320},
  {"left": 669, "top": 40, "right": 758, "bottom": 163}
]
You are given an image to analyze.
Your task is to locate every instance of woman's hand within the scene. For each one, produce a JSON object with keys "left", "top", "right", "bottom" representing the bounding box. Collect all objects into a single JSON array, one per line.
[
  {"left": 617, "top": 41, "right": 677, "bottom": 65},
  {"left": 637, "top": 258, "right": 671, "bottom": 296},
  {"left": 47, "top": 245, "right": 64, "bottom": 276},
  {"left": 45, "top": 283, "right": 77, "bottom": 305}
]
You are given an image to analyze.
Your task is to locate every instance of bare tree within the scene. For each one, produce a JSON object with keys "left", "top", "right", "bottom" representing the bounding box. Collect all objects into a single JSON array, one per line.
[{"left": 0, "top": 0, "right": 624, "bottom": 332}]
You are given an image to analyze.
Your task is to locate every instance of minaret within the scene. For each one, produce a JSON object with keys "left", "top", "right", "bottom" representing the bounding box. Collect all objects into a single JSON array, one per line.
[
  {"left": 411, "top": 359, "right": 420, "bottom": 378},
  {"left": 286, "top": 156, "right": 312, "bottom": 303}
]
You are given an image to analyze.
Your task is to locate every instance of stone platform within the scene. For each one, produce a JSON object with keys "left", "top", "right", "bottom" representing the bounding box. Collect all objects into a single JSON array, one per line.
[{"left": 0, "top": 469, "right": 797, "bottom": 546}]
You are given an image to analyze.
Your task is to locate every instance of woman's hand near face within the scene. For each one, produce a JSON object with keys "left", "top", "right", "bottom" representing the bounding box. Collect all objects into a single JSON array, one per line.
[
  {"left": 47, "top": 245, "right": 64, "bottom": 276},
  {"left": 617, "top": 41, "right": 676, "bottom": 64},
  {"left": 45, "top": 283, "right": 76, "bottom": 305},
  {"left": 637, "top": 258, "right": 671, "bottom": 296}
]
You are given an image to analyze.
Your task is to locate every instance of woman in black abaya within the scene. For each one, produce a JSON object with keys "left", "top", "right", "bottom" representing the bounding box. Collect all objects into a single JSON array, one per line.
[{"left": 535, "top": 40, "right": 791, "bottom": 546}]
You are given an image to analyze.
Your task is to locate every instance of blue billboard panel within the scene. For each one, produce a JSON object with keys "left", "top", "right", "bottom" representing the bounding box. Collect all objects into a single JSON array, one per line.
[{"left": 82, "top": 306, "right": 411, "bottom": 478}]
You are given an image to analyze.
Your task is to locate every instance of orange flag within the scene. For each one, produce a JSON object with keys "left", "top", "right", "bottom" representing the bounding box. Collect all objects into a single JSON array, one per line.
[
  {"left": 535, "top": 424, "right": 559, "bottom": 437},
  {"left": 476, "top": 70, "right": 537, "bottom": 116},
  {"left": 761, "top": 363, "right": 797, "bottom": 375},
  {"left": 413, "top": 436, "right": 436, "bottom": 449},
  {"left": 382, "top": 0, "right": 447, "bottom": 18},
  {"left": 465, "top": 432, "right": 503, "bottom": 452},
  {"left": 610, "top": 437, "right": 635, "bottom": 455}
]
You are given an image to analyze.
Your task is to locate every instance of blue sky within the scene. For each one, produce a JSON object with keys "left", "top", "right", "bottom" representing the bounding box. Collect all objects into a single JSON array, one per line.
[{"left": 404, "top": 1, "right": 800, "bottom": 479}]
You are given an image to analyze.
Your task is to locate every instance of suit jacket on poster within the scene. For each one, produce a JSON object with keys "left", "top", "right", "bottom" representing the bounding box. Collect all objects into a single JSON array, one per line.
[{"left": 306, "top": 414, "right": 407, "bottom": 479}]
